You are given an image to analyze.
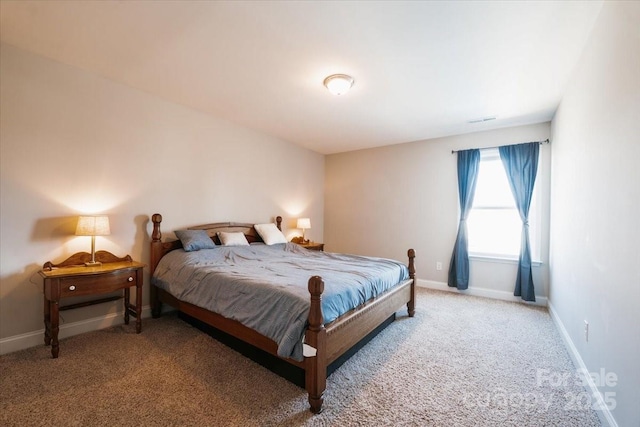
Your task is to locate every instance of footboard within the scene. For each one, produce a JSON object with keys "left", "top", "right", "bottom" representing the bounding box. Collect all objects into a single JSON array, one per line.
[{"left": 303, "top": 249, "right": 416, "bottom": 413}]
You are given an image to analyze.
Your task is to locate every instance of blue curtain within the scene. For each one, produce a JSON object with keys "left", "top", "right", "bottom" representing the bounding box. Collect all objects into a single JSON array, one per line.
[
  {"left": 448, "top": 149, "right": 480, "bottom": 290},
  {"left": 499, "top": 142, "right": 539, "bottom": 302}
]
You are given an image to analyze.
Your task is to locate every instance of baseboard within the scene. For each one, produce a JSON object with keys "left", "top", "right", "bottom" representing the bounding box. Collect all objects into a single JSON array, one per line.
[
  {"left": 548, "top": 302, "right": 618, "bottom": 427},
  {"left": 0, "top": 305, "right": 170, "bottom": 356},
  {"left": 417, "top": 279, "right": 548, "bottom": 306}
]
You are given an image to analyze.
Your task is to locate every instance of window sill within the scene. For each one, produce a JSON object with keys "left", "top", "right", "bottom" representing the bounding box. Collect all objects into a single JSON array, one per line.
[{"left": 469, "top": 254, "right": 542, "bottom": 267}]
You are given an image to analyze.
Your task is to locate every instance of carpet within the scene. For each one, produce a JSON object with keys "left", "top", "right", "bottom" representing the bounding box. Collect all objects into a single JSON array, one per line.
[{"left": 0, "top": 288, "right": 602, "bottom": 426}]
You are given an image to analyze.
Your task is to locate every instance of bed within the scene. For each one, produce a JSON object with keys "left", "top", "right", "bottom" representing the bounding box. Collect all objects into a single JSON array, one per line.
[{"left": 149, "top": 213, "right": 415, "bottom": 413}]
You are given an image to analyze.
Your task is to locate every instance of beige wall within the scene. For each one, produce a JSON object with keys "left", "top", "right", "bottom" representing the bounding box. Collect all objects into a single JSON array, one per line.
[
  {"left": 549, "top": 2, "right": 640, "bottom": 426},
  {"left": 0, "top": 44, "right": 324, "bottom": 350},
  {"left": 325, "top": 122, "right": 551, "bottom": 301}
]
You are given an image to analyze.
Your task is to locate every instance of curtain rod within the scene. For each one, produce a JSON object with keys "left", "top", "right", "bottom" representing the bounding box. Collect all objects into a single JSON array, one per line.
[{"left": 451, "top": 138, "right": 550, "bottom": 154}]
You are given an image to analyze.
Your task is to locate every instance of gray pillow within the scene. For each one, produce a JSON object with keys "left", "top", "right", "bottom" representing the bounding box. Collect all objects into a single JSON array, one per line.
[{"left": 175, "top": 229, "right": 216, "bottom": 252}]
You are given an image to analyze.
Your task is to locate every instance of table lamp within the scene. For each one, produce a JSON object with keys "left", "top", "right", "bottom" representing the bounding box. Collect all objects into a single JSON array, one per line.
[
  {"left": 76, "top": 215, "right": 111, "bottom": 266},
  {"left": 297, "top": 218, "right": 311, "bottom": 243}
]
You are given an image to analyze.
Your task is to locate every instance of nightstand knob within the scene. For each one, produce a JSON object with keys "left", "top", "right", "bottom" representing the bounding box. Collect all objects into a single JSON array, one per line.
[
  {"left": 128, "top": 276, "right": 134, "bottom": 282},
  {"left": 69, "top": 285, "right": 76, "bottom": 291}
]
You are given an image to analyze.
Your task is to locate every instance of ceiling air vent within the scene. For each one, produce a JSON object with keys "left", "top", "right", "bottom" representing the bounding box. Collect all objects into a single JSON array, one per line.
[{"left": 468, "top": 116, "right": 496, "bottom": 124}]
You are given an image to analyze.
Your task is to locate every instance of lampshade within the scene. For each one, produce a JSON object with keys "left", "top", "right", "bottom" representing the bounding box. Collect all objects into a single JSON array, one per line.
[
  {"left": 297, "top": 218, "right": 311, "bottom": 230},
  {"left": 76, "top": 216, "right": 111, "bottom": 236},
  {"left": 323, "top": 74, "right": 354, "bottom": 96}
]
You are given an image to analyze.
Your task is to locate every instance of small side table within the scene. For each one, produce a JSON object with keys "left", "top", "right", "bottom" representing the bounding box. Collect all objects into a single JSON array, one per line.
[
  {"left": 39, "top": 251, "right": 144, "bottom": 358},
  {"left": 296, "top": 242, "right": 325, "bottom": 251}
]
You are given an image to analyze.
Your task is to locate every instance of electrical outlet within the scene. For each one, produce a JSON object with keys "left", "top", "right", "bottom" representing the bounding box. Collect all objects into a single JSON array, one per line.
[
  {"left": 436, "top": 261, "right": 442, "bottom": 271},
  {"left": 584, "top": 320, "right": 589, "bottom": 342}
]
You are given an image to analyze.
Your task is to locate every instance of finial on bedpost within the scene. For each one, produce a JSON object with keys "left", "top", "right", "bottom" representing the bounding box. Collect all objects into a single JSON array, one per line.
[
  {"left": 407, "top": 249, "right": 416, "bottom": 317},
  {"left": 152, "top": 213, "right": 162, "bottom": 242},
  {"left": 306, "top": 275, "right": 326, "bottom": 414},
  {"left": 276, "top": 216, "right": 282, "bottom": 231}
]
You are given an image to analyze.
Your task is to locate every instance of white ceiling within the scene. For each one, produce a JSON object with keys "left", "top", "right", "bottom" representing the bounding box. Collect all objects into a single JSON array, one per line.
[{"left": 0, "top": 1, "right": 603, "bottom": 154}]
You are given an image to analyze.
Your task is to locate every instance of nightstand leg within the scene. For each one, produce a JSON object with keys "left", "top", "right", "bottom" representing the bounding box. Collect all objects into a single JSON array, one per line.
[
  {"left": 124, "top": 287, "right": 130, "bottom": 325},
  {"left": 51, "top": 301, "right": 59, "bottom": 358},
  {"left": 135, "top": 272, "right": 142, "bottom": 333},
  {"left": 43, "top": 299, "right": 51, "bottom": 346}
]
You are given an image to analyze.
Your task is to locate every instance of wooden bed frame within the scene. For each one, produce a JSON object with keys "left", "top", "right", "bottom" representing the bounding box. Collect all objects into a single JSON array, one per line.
[{"left": 149, "top": 213, "right": 415, "bottom": 413}]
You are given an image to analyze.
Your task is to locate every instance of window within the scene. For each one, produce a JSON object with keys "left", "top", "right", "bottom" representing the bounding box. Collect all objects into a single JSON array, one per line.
[{"left": 467, "top": 148, "right": 539, "bottom": 260}]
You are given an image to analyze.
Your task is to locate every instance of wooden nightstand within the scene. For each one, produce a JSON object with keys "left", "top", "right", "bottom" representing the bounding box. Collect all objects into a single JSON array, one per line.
[
  {"left": 39, "top": 251, "right": 144, "bottom": 358},
  {"left": 296, "top": 242, "right": 325, "bottom": 251}
]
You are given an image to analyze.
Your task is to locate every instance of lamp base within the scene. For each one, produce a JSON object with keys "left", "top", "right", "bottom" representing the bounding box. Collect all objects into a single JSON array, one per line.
[{"left": 84, "top": 261, "right": 102, "bottom": 267}]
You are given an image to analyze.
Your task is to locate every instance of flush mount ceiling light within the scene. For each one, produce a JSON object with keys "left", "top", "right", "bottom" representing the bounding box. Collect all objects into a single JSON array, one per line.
[{"left": 323, "top": 74, "right": 354, "bottom": 96}]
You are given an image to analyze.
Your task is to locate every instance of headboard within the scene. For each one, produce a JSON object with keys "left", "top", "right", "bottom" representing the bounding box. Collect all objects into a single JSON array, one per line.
[{"left": 150, "top": 214, "right": 283, "bottom": 277}]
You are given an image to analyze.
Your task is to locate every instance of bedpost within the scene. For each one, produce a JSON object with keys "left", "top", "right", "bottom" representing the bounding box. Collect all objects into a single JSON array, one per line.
[
  {"left": 276, "top": 216, "right": 282, "bottom": 231},
  {"left": 407, "top": 249, "right": 416, "bottom": 317},
  {"left": 150, "top": 213, "right": 163, "bottom": 318},
  {"left": 305, "top": 275, "right": 326, "bottom": 414}
]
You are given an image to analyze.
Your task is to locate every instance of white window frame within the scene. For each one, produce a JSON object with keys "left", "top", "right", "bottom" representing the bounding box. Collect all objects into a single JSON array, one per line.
[{"left": 467, "top": 148, "right": 541, "bottom": 264}]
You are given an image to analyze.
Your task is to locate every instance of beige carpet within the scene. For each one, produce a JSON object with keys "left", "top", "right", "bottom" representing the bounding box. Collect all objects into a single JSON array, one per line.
[{"left": 1, "top": 288, "right": 601, "bottom": 426}]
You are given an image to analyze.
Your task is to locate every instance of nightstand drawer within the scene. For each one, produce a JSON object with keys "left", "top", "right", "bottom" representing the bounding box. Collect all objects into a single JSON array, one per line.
[{"left": 60, "top": 270, "right": 137, "bottom": 297}]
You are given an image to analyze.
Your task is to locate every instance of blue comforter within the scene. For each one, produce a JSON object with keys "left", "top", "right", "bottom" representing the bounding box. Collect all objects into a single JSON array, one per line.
[{"left": 152, "top": 243, "right": 409, "bottom": 361}]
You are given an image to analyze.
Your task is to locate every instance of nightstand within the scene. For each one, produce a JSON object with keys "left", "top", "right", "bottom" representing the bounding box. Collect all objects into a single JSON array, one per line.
[
  {"left": 39, "top": 251, "right": 144, "bottom": 358},
  {"left": 297, "top": 242, "right": 325, "bottom": 251}
]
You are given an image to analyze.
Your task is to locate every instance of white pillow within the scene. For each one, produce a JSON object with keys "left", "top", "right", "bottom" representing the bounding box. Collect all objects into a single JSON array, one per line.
[
  {"left": 217, "top": 231, "right": 249, "bottom": 246},
  {"left": 254, "top": 223, "right": 288, "bottom": 245}
]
